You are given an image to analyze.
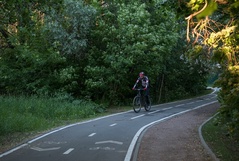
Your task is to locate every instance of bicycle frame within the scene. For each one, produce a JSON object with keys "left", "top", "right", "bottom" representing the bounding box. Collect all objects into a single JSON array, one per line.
[
  {"left": 135, "top": 89, "right": 145, "bottom": 105},
  {"left": 133, "top": 88, "right": 151, "bottom": 113}
]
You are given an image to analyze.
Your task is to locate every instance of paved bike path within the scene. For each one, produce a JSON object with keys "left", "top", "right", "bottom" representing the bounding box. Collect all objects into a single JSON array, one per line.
[
  {"left": 135, "top": 102, "right": 220, "bottom": 161},
  {"left": 0, "top": 93, "right": 218, "bottom": 161}
]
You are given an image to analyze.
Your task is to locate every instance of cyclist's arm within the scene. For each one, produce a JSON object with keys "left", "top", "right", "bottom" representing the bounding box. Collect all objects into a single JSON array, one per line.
[
  {"left": 132, "top": 79, "right": 139, "bottom": 89},
  {"left": 144, "top": 77, "right": 149, "bottom": 89}
]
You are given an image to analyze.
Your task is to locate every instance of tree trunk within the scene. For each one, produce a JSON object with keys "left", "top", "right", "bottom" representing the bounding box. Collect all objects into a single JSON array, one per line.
[{"left": 158, "top": 73, "right": 164, "bottom": 104}]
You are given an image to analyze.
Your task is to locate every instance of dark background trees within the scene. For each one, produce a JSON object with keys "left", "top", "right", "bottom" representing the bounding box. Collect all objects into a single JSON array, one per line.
[{"left": 0, "top": 0, "right": 209, "bottom": 106}]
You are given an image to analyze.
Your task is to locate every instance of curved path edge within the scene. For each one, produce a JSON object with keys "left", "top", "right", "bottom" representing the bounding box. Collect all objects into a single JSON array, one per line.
[
  {"left": 127, "top": 101, "right": 218, "bottom": 161},
  {"left": 198, "top": 114, "right": 220, "bottom": 161}
]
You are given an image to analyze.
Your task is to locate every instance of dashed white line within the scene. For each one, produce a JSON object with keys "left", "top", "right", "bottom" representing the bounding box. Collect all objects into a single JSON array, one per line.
[
  {"left": 175, "top": 104, "right": 184, "bottom": 107},
  {"left": 88, "top": 133, "right": 96, "bottom": 137},
  {"left": 187, "top": 102, "right": 194, "bottom": 105},
  {"left": 131, "top": 114, "right": 145, "bottom": 120},
  {"left": 162, "top": 107, "right": 173, "bottom": 110},
  {"left": 63, "top": 148, "right": 74, "bottom": 155},
  {"left": 110, "top": 123, "right": 117, "bottom": 127},
  {"left": 196, "top": 100, "right": 203, "bottom": 102},
  {"left": 148, "top": 110, "right": 161, "bottom": 114}
]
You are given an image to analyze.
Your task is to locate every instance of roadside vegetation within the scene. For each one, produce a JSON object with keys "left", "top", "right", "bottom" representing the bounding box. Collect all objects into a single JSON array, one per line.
[
  {"left": 0, "top": 95, "right": 107, "bottom": 151},
  {"left": 202, "top": 116, "right": 239, "bottom": 161},
  {"left": 0, "top": 95, "right": 105, "bottom": 135},
  {"left": 0, "top": 0, "right": 239, "bottom": 160}
]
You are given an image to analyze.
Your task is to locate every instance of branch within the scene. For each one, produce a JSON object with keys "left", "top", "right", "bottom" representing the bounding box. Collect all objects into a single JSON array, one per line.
[
  {"left": 0, "top": 28, "right": 14, "bottom": 49},
  {"left": 185, "top": 0, "right": 208, "bottom": 42}
]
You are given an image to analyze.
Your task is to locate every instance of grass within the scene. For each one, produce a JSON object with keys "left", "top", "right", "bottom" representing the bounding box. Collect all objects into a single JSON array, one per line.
[
  {"left": 202, "top": 116, "right": 239, "bottom": 161},
  {"left": 0, "top": 95, "right": 131, "bottom": 153}
]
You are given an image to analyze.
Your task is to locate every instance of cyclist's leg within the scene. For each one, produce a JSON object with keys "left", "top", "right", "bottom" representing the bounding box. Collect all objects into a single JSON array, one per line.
[{"left": 145, "top": 88, "right": 150, "bottom": 105}]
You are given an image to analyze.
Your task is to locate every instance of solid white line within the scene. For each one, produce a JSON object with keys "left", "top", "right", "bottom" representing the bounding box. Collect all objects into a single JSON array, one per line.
[
  {"left": 88, "top": 133, "right": 96, "bottom": 137},
  {"left": 0, "top": 144, "right": 27, "bottom": 158},
  {"left": 110, "top": 123, "right": 117, "bottom": 127},
  {"left": 124, "top": 100, "right": 218, "bottom": 161},
  {"left": 63, "top": 148, "right": 74, "bottom": 155},
  {"left": 131, "top": 114, "right": 145, "bottom": 120}
]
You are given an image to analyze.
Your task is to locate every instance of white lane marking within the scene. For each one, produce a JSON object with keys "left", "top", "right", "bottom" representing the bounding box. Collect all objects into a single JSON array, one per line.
[
  {"left": 110, "top": 123, "right": 117, "bottom": 127},
  {"left": 0, "top": 144, "right": 27, "bottom": 158},
  {"left": 89, "top": 147, "right": 115, "bottom": 151},
  {"left": 148, "top": 110, "right": 161, "bottom": 114},
  {"left": 148, "top": 106, "right": 174, "bottom": 114},
  {"left": 124, "top": 100, "right": 218, "bottom": 161},
  {"left": 131, "top": 114, "right": 145, "bottom": 120},
  {"left": 162, "top": 107, "right": 173, "bottom": 110},
  {"left": 63, "top": 148, "right": 74, "bottom": 155},
  {"left": 95, "top": 140, "right": 123, "bottom": 145},
  {"left": 175, "top": 104, "right": 184, "bottom": 107},
  {"left": 31, "top": 146, "right": 60, "bottom": 152},
  {"left": 88, "top": 133, "right": 96, "bottom": 137},
  {"left": 187, "top": 102, "right": 194, "bottom": 105},
  {"left": 196, "top": 100, "right": 203, "bottom": 102}
]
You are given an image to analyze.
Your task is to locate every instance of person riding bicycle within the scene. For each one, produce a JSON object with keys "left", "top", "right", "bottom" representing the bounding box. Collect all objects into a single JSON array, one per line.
[{"left": 132, "top": 72, "right": 150, "bottom": 105}]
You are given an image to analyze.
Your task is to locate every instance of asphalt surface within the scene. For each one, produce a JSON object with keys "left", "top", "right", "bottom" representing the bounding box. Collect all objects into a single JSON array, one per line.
[{"left": 0, "top": 91, "right": 218, "bottom": 161}]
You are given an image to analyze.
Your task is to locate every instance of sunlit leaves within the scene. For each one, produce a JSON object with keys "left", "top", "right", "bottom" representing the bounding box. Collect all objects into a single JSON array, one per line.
[
  {"left": 196, "top": 0, "right": 217, "bottom": 19},
  {"left": 187, "top": 0, "right": 205, "bottom": 11},
  {"left": 184, "top": 0, "right": 239, "bottom": 135}
]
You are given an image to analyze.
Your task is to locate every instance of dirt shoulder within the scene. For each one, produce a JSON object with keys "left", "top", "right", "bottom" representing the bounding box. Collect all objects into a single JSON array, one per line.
[{"left": 135, "top": 102, "right": 220, "bottom": 161}]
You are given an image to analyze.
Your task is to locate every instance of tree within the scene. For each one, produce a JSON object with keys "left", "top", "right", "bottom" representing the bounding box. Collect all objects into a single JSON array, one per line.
[
  {"left": 0, "top": 0, "right": 95, "bottom": 96},
  {"left": 84, "top": 0, "right": 194, "bottom": 105},
  {"left": 180, "top": 0, "right": 239, "bottom": 135},
  {"left": 44, "top": 0, "right": 96, "bottom": 60}
]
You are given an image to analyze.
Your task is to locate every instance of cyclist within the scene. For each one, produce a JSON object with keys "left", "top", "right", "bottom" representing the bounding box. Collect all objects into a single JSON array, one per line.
[{"left": 132, "top": 72, "right": 150, "bottom": 105}]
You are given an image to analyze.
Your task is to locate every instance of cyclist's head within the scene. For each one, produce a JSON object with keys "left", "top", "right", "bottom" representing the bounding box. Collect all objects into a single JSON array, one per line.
[{"left": 139, "top": 72, "right": 144, "bottom": 78}]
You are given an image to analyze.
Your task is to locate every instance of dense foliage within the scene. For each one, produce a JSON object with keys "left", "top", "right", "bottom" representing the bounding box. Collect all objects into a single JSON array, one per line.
[
  {"left": 0, "top": 0, "right": 209, "bottom": 107},
  {"left": 180, "top": 0, "right": 239, "bottom": 136}
]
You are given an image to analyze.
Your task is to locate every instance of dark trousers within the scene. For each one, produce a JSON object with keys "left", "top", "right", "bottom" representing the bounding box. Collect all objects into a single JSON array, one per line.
[{"left": 141, "top": 87, "right": 150, "bottom": 104}]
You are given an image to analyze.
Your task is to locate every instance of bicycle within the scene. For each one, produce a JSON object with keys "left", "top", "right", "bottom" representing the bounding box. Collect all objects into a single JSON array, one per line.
[{"left": 132, "top": 88, "right": 151, "bottom": 113}]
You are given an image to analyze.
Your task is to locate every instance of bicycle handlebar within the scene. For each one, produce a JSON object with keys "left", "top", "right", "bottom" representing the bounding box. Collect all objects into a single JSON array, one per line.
[{"left": 132, "top": 88, "right": 144, "bottom": 91}]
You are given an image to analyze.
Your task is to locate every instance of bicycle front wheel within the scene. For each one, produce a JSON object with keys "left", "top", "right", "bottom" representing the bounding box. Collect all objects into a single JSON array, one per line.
[{"left": 133, "top": 96, "right": 141, "bottom": 113}]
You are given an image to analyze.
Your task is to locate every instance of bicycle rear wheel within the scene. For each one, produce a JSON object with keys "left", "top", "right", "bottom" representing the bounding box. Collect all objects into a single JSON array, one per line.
[
  {"left": 144, "top": 96, "right": 152, "bottom": 111},
  {"left": 133, "top": 96, "right": 141, "bottom": 113}
]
